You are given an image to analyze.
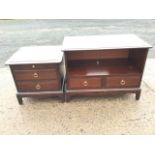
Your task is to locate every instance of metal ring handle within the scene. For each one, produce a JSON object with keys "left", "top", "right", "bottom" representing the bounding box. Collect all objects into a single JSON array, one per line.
[
  {"left": 32, "top": 65, "right": 35, "bottom": 68},
  {"left": 33, "top": 73, "right": 39, "bottom": 78},
  {"left": 35, "top": 84, "right": 41, "bottom": 90},
  {"left": 83, "top": 81, "right": 88, "bottom": 87},
  {"left": 120, "top": 80, "right": 126, "bottom": 86}
]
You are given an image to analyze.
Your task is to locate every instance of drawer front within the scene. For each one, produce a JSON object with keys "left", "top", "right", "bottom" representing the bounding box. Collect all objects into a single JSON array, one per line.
[
  {"left": 13, "top": 69, "right": 58, "bottom": 80},
  {"left": 66, "top": 49, "right": 129, "bottom": 60},
  {"left": 17, "top": 80, "right": 60, "bottom": 92},
  {"left": 11, "top": 64, "right": 57, "bottom": 70},
  {"left": 68, "top": 78, "right": 102, "bottom": 89},
  {"left": 106, "top": 76, "right": 141, "bottom": 88}
]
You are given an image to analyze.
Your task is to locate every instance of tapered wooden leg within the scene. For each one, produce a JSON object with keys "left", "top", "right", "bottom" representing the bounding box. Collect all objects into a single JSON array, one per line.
[
  {"left": 136, "top": 90, "right": 141, "bottom": 100},
  {"left": 59, "top": 95, "right": 64, "bottom": 103},
  {"left": 65, "top": 95, "right": 70, "bottom": 102},
  {"left": 62, "top": 96, "right": 65, "bottom": 103},
  {"left": 16, "top": 95, "right": 23, "bottom": 105}
]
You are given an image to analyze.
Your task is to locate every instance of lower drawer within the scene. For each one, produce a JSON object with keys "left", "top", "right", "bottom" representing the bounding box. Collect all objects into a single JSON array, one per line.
[
  {"left": 68, "top": 77, "right": 102, "bottom": 89},
  {"left": 106, "top": 75, "right": 141, "bottom": 88},
  {"left": 17, "top": 80, "right": 60, "bottom": 92}
]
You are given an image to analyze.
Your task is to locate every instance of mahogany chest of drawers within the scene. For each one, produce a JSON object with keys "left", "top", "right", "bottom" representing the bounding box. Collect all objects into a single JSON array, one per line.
[
  {"left": 5, "top": 34, "right": 152, "bottom": 103},
  {"left": 6, "top": 46, "right": 64, "bottom": 104},
  {"left": 62, "top": 34, "right": 152, "bottom": 101}
]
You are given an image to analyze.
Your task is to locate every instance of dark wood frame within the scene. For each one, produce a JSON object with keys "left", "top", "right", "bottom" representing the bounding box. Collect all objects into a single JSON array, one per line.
[
  {"left": 64, "top": 48, "right": 149, "bottom": 102},
  {"left": 10, "top": 63, "right": 65, "bottom": 104}
]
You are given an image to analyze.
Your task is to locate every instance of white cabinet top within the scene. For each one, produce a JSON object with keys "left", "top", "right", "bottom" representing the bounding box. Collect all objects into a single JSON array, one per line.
[
  {"left": 6, "top": 46, "right": 63, "bottom": 65},
  {"left": 62, "top": 34, "right": 152, "bottom": 51}
]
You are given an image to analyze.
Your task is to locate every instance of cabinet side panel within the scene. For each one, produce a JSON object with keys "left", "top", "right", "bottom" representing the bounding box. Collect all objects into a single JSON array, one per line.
[
  {"left": 129, "top": 49, "right": 148, "bottom": 72},
  {"left": 129, "top": 48, "right": 148, "bottom": 86}
]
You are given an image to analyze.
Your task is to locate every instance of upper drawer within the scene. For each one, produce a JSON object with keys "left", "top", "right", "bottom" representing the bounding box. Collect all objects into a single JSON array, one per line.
[
  {"left": 11, "top": 64, "right": 57, "bottom": 70},
  {"left": 68, "top": 77, "right": 102, "bottom": 89},
  {"left": 66, "top": 49, "right": 129, "bottom": 60},
  {"left": 106, "top": 75, "right": 141, "bottom": 88},
  {"left": 13, "top": 69, "right": 58, "bottom": 81}
]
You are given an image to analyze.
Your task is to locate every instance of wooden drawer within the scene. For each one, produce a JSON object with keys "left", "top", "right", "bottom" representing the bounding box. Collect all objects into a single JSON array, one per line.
[
  {"left": 66, "top": 49, "right": 129, "bottom": 60},
  {"left": 11, "top": 64, "right": 57, "bottom": 70},
  {"left": 106, "top": 76, "right": 141, "bottom": 88},
  {"left": 68, "top": 77, "right": 102, "bottom": 89},
  {"left": 17, "top": 80, "right": 60, "bottom": 92},
  {"left": 13, "top": 69, "right": 58, "bottom": 81}
]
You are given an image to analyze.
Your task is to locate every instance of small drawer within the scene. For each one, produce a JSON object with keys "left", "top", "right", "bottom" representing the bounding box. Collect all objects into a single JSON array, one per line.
[
  {"left": 13, "top": 69, "right": 58, "bottom": 81},
  {"left": 68, "top": 77, "right": 102, "bottom": 89},
  {"left": 17, "top": 80, "right": 60, "bottom": 92},
  {"left": 11, "top": 64, "right": 57, "bottom": 70},
  {"left": 106, "top": 76, "right": 141, "bottom": 88}
]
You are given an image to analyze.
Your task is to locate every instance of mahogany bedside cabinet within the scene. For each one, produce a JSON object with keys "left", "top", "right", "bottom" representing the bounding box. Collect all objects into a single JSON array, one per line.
[
  {"left": 62, "top": 34, "right": 152, "bottom": 102},
  {"left": 6, "top": 46, "right": 64, "bottom": 104}
]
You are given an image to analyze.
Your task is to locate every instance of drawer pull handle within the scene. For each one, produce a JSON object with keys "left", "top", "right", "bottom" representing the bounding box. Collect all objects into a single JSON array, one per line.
[
  {"left": 120, "top": 80, "right": 126, "bottom": 86},
  {"left": 32, "top": 65, "right": 35, "bottom": 68},
  {"left": 83, "top": 81, "right": 88, "bottom": 87},
  {"left": 33, "top": 73, "right": 39, "bottom": 78},
  {"left": 35, "top": 84, "right": 41, "bottom": 90},
  {"left": 96, "top": 60, "right": 100, "bottom": 65}
]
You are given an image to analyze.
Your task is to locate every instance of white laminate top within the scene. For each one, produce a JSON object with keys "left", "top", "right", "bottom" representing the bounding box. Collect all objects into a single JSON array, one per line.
[
  {"left": 5, "top": 46, "right": 63, "bottom": 65},
  {"left": 62, "top": 34, "right": 152, "bottom": 51}
]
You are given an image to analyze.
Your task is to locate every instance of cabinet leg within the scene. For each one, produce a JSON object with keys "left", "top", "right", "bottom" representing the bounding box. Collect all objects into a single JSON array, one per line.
[
  {"left": 59, "top": 95, "right": 65, "bottom": 103},
  {"left": 16, "top": 95, "right": 23, "bottom": 105},
  {"left": 136, "top": 90, "right": 141, "bottom": 100},
  {"left": 65, "top": 95, "right": 70, "bottom": 102}
]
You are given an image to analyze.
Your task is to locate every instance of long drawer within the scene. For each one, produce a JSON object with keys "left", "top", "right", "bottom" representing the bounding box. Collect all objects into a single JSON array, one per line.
[
  {"left": 68, "top": 77, "right": 102, "bottom": 89},
  {"left": 106, "top": 75, "right": 141, "bottom": 88},
  {"left": 13, "top": 69, "right": 58, "bottom": 80},
  {"left": 11, "top": 64, "right": 57, "bottom": 70},
  {"left": 17, "top": 80, "right": 60, "bottom": 92}
]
